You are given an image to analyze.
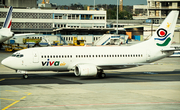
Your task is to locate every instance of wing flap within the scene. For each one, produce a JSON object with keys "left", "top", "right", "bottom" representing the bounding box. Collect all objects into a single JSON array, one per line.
[{"left": 97, "top": 63, "right": 155, "bottom": 69}]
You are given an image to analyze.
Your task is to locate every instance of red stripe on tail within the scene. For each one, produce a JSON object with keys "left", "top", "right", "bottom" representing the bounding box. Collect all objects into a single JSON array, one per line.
[{"left": 8, "top": 20, "right": 12, "bottom": 28}]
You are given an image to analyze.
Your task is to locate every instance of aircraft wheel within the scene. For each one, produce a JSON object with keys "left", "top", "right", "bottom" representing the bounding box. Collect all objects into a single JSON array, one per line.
[
  {"left": 97, "top": 73, "right": 106, "bottom": 78},
  {"left": 23, "top": 74, "right": 28, "bottom": 79},
  {"left": 101, "top": 73, "right": 106, "bottom": 78}
]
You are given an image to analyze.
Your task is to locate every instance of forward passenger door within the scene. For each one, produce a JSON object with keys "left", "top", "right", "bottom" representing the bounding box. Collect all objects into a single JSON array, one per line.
[{"left": 33, "top": 51, "right": 39, "bottom": 63}]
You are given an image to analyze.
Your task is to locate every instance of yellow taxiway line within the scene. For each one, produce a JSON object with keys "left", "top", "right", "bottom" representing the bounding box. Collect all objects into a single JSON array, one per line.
[{"left": 1, "top": 90, "right": 32, "bottom": 110}]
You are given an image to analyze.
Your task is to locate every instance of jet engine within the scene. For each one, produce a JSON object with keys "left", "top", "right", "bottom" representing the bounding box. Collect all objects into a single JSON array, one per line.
[{"left": 74, "top": 64, "right": 97, "bottom": 77}]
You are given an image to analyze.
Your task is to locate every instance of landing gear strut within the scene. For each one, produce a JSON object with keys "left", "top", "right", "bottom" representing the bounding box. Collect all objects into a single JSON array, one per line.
[
  {"left": 97, "top": 69, "right": 106, "bottom": 78},
  {"left": 0, "top": 43, "right": 2, "bottom": 50},
  {"left": 16, "top": 70, "right": 28, "bottom": 79}
]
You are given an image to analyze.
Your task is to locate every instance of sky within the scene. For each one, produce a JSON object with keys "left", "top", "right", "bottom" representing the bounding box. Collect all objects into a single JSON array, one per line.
[{"left": 37, "top": 0, "right": 147, "bottom": 6}]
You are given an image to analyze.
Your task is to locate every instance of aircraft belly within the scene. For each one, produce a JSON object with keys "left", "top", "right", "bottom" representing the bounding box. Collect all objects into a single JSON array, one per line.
[{"left": 42, "top": 66, "right": 68, "bottom": 71}]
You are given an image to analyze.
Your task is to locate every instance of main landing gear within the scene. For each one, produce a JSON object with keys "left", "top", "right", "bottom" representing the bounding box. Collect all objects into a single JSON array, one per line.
[
  {"left": 23, "top": 74, "right": 28, "bottom": 79},
  {"left": 97, "top": 69, "right": 106, "bottom": 78}
]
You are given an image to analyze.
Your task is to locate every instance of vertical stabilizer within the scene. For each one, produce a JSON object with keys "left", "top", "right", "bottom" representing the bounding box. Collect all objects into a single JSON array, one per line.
[
  {"left": 152, "top": 11, "right": 179, "bottom": 48},
  {"left": 2, "top": 6, "right": 13, "bottom": 30}
]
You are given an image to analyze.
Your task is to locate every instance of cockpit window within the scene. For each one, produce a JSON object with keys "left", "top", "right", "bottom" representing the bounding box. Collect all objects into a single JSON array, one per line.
[
  {"left": 20, "top": 55, "right": 24, "bottom": 57},
  {"left": 11, "top": 54, "right": 16, "bottom": 57},
  {"left": 12, "top": 53, "right": 24, "bottom": 58},
  {"left": 16, "top": 55, "right": 20, "bottom": 57},
  {"left": 12, "top": 54, "right": 24, "bottom": 58}
]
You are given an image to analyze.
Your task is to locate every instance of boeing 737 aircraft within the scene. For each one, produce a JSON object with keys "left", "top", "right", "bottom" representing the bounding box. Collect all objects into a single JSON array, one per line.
[
  {"left": 0, "top": 6, "right": 13, "bottom": 48},
  {"left": 1, "top": 11, "right": 180, "bottom": 79}
]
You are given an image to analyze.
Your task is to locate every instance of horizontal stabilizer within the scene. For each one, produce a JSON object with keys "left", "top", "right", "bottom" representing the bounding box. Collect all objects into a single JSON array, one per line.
[{"left": 161, "top": 48, "right": 180, "bottom": 52}]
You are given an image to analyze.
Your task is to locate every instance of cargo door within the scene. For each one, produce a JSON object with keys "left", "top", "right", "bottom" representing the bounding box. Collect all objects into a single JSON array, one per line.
[{"left": 33, "top": 51, "right": 39, "bottom": 63}]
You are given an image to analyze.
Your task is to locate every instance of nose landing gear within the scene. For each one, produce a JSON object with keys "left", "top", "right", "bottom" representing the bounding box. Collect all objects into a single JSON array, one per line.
[{"left": 16, "top": 70, "right": 28, "bottom": 79}]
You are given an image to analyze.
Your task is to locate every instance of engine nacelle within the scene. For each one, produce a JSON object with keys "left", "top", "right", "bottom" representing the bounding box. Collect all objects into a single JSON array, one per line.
[{"left": 74, "top": 64, "right": 97, "bottom": 77}]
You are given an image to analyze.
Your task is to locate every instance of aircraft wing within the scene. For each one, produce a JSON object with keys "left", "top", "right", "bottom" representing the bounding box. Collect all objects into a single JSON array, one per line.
[
  {"left": 69, "top": 63, "right": 155, "bottom": 71},
  {"left": 14, "top": 33, "right": 35, "bottom": 37},
  {"left": 96, "top": 63, "right": 155, "bottom": 70}
]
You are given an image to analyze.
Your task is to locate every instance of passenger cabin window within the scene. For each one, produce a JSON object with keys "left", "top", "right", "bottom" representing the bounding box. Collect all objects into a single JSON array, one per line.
[{"left": 73, "top": 54, "right": 143, "bottom": 59}]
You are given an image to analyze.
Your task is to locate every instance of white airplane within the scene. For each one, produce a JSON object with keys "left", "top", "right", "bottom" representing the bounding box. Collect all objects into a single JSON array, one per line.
[
  {"left": 0, "top": 6, "right": 13, "bottom": 47},
  {"left": 1, "top": 11, "right": 180, "bottom": 79}
]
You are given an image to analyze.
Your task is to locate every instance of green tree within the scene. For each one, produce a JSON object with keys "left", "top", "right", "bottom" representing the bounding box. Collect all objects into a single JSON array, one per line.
[
  {"left": 107, "top": 9, "right": 132, "bottom": 19},
  {"left": 119, "top": 10, "right": 132, "bottom": 19}
]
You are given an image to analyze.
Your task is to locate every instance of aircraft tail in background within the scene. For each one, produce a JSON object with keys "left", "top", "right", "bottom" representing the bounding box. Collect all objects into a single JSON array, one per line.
[
  {"left": 0, "top": 6, "right": 14, "bottom": 44},
  {"left": 2, "top": 6, "right": 13, "bottom": 30}
]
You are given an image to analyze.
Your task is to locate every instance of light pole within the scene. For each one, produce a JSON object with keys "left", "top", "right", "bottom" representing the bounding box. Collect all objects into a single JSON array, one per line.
[
  {"left": 116, "top": 0, "right": 119, "bottom": 34},
  {"left": 94, "top": 0, "right": 95, "bottom": 10}
]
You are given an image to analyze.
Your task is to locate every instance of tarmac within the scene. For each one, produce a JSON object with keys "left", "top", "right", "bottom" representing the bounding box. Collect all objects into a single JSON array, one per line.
[{"left": 0, "top": 50, "right": 180, "bottom": 110}]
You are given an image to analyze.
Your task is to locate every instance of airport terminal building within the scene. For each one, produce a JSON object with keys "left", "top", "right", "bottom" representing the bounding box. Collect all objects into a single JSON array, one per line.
[
  {"left": 0, "top": 0, "right": 180, "bottom": 44},
  {"left": 0, "top": 7, "right": 108, "bottom": 35},
  {"left": 133, "top": 0, "right": 180, "bottom": 23}
]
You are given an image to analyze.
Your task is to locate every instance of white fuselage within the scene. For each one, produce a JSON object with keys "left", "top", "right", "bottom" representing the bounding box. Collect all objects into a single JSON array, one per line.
[{"left": 2, "top": 41, "right": 173, "bottom": 71}]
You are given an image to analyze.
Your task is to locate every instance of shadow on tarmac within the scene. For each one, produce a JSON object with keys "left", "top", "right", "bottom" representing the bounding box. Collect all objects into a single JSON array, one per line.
[{"left": 0, "top": 71, "right": 180, "bottom": 85}]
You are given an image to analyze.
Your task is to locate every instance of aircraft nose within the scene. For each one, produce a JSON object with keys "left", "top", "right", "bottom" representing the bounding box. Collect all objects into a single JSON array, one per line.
[
  {"left": 1, "top": 57, "right": 22, "bottom": 70},
  {"left": 1, "top": 57, "right": 13, "bottom": 69},
  {"left": 1, "top": 58, "right": 8, "bottom": 67}
]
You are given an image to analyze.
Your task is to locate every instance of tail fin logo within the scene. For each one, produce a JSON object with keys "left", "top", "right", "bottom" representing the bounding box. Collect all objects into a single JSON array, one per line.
[
  {"left": 166, "top": 22, "right": 171, "bottom": 28},
  {"left": 2, "top": 6, "right": 13, "bottom": 29},
  {"left": 157, "top": 28, "right": 167, "bottom": 37},
  {"left": 154, "top": 28, "right": 171, "bottom": 46},
  {"left": 8, "top": 20, "right": 12, "bottom": 28}
]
